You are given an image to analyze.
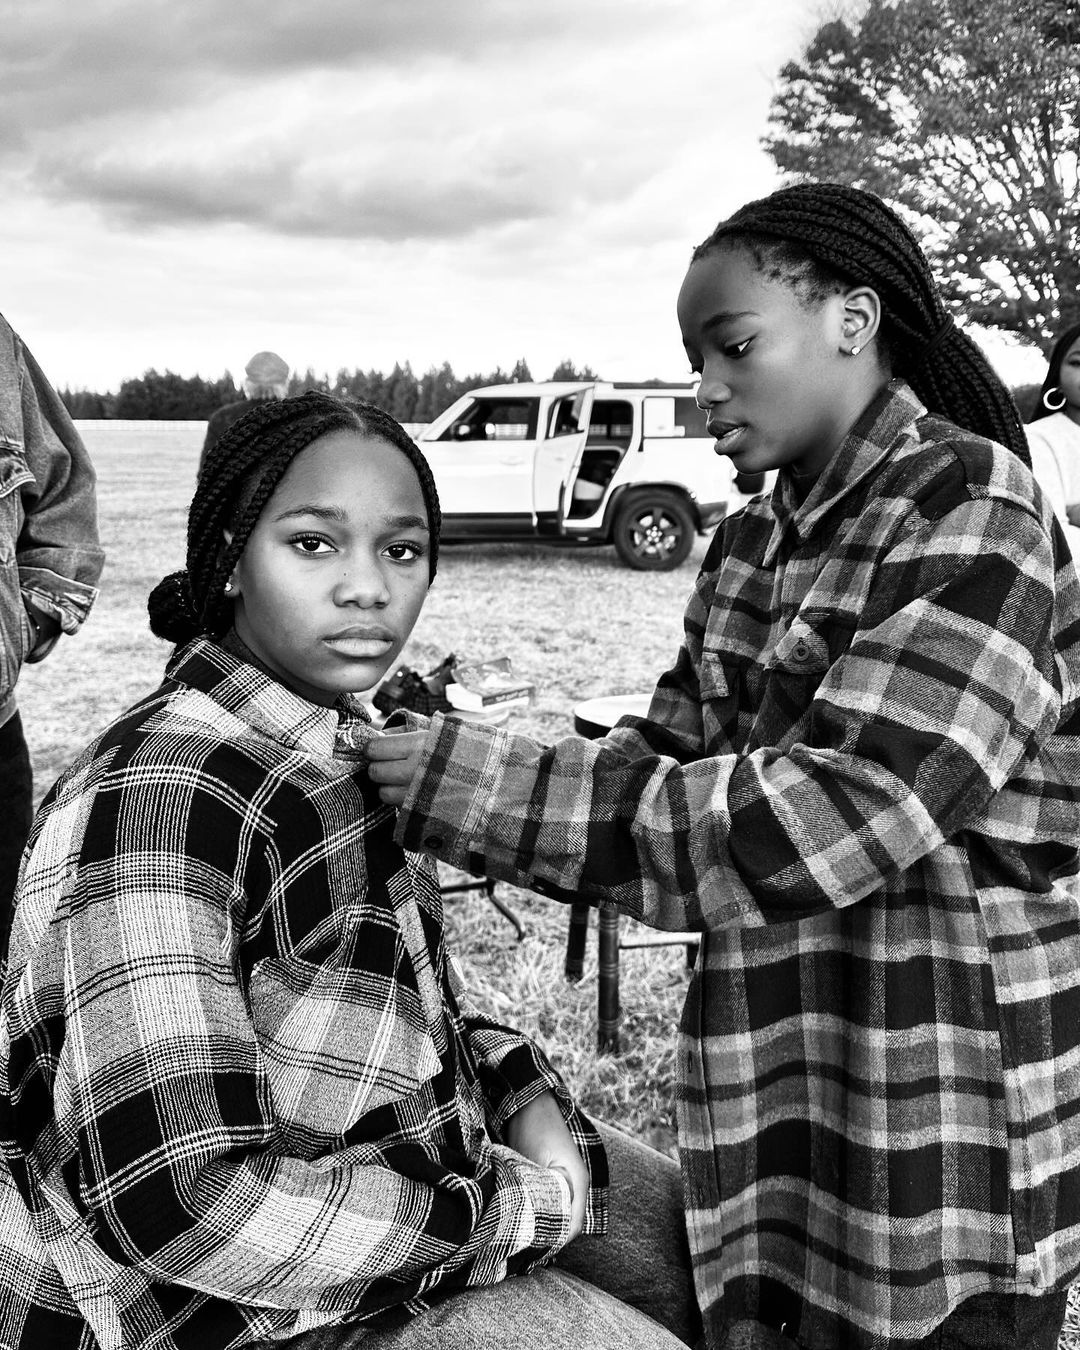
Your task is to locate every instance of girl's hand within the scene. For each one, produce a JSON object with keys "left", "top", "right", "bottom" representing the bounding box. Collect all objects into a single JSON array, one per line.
[
  {"left": 364, "top": 729, "right": 427, "bottom": 806},
  {"left": 503, "top": 1091, "right": 589, "bottom": 1241}
]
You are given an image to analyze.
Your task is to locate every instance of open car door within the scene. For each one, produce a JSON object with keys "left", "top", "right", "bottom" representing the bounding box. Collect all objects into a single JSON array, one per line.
[{"left": 532, "top": 385, "right": 595, "bottom": 525}]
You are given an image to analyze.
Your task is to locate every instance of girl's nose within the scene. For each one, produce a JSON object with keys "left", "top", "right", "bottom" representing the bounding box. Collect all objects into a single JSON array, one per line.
[
  {"left": 334, "top": 561, "right": 390, "bottom": 607},
  {"left": 695, "top": 373, "right": 730, "bottom": 412}
]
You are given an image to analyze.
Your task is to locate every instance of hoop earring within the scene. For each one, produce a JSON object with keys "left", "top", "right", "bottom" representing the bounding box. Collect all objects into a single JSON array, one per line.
[{"left": 1043, "top": 386, "right": 1067, "bottom": 412}]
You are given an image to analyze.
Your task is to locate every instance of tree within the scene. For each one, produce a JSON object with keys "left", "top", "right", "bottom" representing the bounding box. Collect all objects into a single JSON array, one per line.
[
  {"left": 549, "top": 359, "right": 601, "bottom": 381},
  {"left": 764, "top": 0, "right": 1080, "bottom": 352}
]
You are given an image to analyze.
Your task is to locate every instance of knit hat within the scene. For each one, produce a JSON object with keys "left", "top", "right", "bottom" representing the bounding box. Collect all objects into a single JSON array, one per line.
[{"left": 244, "top": 350, "right": 289, "bottom": 383}]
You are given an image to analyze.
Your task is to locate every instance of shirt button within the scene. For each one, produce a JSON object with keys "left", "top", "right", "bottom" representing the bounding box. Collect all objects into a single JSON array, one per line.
[
  {"left": 792, "top": 640, "right": 810, "bottom": 662},
  {"left": 424, "top": 834, "right": 444, "bottom": 851}
]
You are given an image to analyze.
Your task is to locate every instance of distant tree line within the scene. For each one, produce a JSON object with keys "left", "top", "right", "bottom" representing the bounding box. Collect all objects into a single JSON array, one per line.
[{"left": 59, "top": 357, "right": 602, "bottom": 422}]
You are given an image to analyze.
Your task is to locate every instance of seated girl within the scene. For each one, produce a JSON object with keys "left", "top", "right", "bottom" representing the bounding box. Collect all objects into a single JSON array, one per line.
[{"left": 0, "top": 393, "right": 693, "bottom": 1350}]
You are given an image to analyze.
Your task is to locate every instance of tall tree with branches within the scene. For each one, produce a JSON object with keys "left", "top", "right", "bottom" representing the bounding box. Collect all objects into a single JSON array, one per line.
[{"left": 764, "top": 0, "right": 1080, "bottom": 353}]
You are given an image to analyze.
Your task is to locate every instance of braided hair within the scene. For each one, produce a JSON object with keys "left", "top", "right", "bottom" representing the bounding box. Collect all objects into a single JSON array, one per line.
[
  {"left": 1030, "top": 321, "right": 1080, "bottom": 423},
  {"left": 693, "top": 182, "right": 1029, "bottom": 464},
  {"left": 148, "top": 391, "right": 441, "bottom": 645}
]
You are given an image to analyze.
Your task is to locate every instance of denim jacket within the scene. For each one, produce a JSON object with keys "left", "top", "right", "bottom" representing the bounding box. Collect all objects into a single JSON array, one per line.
[{"left": 0, "top": 313, "right": 104, "bottom": 728}]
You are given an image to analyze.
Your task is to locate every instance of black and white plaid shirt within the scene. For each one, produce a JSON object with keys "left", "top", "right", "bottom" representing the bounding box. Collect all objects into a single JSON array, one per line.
[
  {"left": 395, "top": 381, "right": 1080, "bottom": 1347},
  {"left": 0, "top": 638, "right": 605, "bottom": 1349}
]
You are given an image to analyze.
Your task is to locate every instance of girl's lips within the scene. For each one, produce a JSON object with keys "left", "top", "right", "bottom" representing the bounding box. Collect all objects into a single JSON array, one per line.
[
  {"left": 711, "top": 424, "right": 747, "bottom": 455},
  {"left": 323, "top": 634, "right": 395, "bottom": 657}
]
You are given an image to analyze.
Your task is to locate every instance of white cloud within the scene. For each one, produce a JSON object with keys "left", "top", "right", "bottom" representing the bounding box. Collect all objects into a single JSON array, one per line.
[{"left": 0, "top": 0, "right": 845, "bottom": 390}]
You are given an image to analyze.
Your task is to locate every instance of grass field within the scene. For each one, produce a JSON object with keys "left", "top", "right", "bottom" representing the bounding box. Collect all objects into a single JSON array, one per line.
[{"left": 18, "top": 422, "right": 1080, "bottom": 1344}]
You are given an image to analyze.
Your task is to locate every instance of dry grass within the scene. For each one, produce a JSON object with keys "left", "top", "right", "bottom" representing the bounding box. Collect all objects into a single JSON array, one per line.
[{"left": 18, "top": 423, "right": 1080, "bottom": 1343}]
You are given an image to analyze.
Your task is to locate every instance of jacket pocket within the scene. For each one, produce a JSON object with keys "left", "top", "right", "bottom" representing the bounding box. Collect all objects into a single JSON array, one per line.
[
  {"left": 768, "top": 614, "right": 834, "bottom": 676},
  {"left": 250, "top": 947, "right": 443, "bottom": 1143}
]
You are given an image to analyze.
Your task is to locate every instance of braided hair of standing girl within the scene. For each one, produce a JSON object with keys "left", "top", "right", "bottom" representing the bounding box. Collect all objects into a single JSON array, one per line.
[
  {"left": 148, "top": 391, "right": 441, "bottom": 644},
  {"left": 692, "top": 181, "right": 1029, "bottom": 465}
]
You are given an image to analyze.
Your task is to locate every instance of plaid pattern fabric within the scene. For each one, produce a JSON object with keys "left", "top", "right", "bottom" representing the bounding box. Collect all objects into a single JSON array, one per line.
[
  {"left": 395, "top": 381, "right": 1080, "bottom": 1348},
  {"left": 0, "top": 638, "right": 605, "bottom": 1350}
]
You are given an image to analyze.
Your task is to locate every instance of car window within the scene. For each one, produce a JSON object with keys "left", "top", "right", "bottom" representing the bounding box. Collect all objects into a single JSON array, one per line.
[
  {"left": 549, "top": 392, "right": 590, "bottom": 438},
  {"left": 439, "top": 398, "right": 539, "bottom": 442},
  {"left": 587, "top": 400, "right": 633, "bottom": 449},
  {"left": 643, "top": 395, "right": 707, "bottom": 439},
  {"left": 674, "top": 397, "right": 707, "bottom": 438}
]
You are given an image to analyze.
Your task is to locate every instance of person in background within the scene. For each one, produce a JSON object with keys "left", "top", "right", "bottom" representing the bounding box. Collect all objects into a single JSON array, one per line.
[
  {"left": 0, "top": 310, "right": 103, "bottom": 961},
  {"left": 0, "top": 392, "right": 695, "bottom": 1350},
  {"left": 368, "top": 183, "right": 1080, "bottom": 1350},
  {"left": 1025, "top": 320, "right": 1080, "bottom": 557},
  {"left": 198, "top": 348, "right": 290, "bottom": 472}
]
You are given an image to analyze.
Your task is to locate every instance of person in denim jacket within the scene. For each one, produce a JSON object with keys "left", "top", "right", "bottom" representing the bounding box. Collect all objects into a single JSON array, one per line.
[{"left": 0, "top": 312, "right": 104, "bottom": 957}]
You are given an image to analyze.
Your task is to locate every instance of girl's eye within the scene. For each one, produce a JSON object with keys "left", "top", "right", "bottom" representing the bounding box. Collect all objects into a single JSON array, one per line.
[
  {"left": 723, "top": 337, "right": 753, "bottom": 359},
  {"left": 291, "top": 533, "right": 334, "bottom": 555},
  {"left": 384, "top": 541, "right": 426, "bottom": 563}
]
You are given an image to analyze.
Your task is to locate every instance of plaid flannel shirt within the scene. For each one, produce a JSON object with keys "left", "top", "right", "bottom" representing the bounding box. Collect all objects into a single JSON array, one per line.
[
  {"left": 0, "top": 638, "right": 605, "bottom": 1350},
  {"left": 395, "top": 381, "right": 1080, "bottom": 1348}
]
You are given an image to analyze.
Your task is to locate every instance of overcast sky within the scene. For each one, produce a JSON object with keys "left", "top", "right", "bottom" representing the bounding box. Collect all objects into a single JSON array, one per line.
[{"left": 1, "top": 0, "right": 1042, "bottom": 393}]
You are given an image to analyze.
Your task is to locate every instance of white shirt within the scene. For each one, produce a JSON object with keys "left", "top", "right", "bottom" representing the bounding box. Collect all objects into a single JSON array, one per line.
[{"left": 1025, "top": 411, "right": 1080, "bottom": 558}]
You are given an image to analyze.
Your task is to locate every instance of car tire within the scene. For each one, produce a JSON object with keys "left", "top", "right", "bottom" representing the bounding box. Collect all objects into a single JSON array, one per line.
[{"left": 612, "top": 492, "right": 695, "bottom": 571}]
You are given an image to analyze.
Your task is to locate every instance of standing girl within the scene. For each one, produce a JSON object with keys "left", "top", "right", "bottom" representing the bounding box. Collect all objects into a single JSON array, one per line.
[
  {"left": 368, "top": 184, "right": 1080, "bottom": 1349},
  {"left": 1025, "top": 320, "right": 1080, "bottom": 557},
  {"left": 0, "top": 392, "right": 694, "bottom": 1350}
]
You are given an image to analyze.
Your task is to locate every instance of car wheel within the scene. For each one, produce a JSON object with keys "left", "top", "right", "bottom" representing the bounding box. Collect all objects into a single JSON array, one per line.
[{"left": 612, "top": 492, "right": 695, "bottom": 570}]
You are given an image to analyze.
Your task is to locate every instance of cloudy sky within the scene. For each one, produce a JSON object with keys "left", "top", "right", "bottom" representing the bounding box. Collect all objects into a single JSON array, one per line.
[{"left": 1, "top": 0, "right": 1041, "bottom": 394}]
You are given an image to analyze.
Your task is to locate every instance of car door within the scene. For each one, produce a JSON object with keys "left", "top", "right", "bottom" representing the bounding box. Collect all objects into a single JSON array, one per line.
[
  {"left": 533, "top": 386, "right": 594, "bottom": 521},
  {"left": 426, "top": 394, "right": 541, "bottom": 520}
]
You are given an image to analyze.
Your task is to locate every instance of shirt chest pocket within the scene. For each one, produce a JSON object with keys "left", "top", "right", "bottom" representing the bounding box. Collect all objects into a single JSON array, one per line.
[
  {"left": 753, "top": 614, "right": 844, "bottom": 747},
  {"left": 250, "top": 948, "right": 443, "bottom": 1145}
]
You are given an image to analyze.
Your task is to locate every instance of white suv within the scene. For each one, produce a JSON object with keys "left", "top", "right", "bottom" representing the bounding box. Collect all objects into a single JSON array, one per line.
[{"left": 413, "top": 380, "right": 746, "bottom": 570}]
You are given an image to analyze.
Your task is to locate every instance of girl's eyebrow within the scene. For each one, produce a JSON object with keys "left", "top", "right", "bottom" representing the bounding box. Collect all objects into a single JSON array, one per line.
[
  {"left": 385, "top": 514, "right": 430, "bottom": 532},
  {"left": 271, "top": 504, "right": 429, "bottom": 532},
  {"left": 272, "top": 504, "right": 347, "bottom": 523},
  {"left": 702, "top": 309, "right": 756, "bottom": 334}
]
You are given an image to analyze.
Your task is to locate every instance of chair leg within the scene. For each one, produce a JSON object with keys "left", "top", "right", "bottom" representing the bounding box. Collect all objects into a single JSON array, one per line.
[
  {"left": 597, "top": 902, "right": 621, "bottom": 1054},
  {"left": 565, "top": 901, "right": 590, "bottom": 981},
  {"left": 485, "top": 879, "right": 525, "bottom": 942}
]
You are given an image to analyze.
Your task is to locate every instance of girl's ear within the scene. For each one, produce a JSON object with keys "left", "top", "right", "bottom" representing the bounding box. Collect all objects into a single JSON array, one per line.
[{"left": 839, "top": 285, "right": 882, "bottom": 355}]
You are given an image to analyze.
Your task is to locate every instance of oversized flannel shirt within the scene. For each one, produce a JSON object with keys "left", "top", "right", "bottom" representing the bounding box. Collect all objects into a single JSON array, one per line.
[
  {"left": 0, "top": 638, "right": 605, "bottom": 1350},
  {"left": 394, "top": 381, "right": 1080, "bottom": 1348},
  {"left": 0, "top": 312, "right": 103, "bottom": 728}
]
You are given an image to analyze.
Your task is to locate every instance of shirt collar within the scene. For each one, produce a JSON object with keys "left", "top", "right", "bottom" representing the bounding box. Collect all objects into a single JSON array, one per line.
[
  {"left": 763, "top": 379, "right": 926, "bottom": 566},
  {"left": 165, "top": 635, "right": 377, "bottom": 762}
]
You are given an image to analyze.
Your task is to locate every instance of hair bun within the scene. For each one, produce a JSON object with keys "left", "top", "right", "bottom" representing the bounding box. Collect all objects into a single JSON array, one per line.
[{"left": 147, "top": 570, "right": 201, "bottom": 644}]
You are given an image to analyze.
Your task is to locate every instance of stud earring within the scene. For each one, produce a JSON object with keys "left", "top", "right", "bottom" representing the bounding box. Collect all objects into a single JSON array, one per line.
[
  {"left": 224, "top": 579, "right": 235, "bottom": 595},
  {"left": 849, "top": 344, "right": 861, "bottom": 357}
]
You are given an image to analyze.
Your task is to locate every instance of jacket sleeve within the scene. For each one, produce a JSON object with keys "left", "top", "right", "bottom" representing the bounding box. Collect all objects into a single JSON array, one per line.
[
  {"left": 14, "top": 334, "right": 104, "bottom": 637},
  {"left": 457, "top": 1003, "right": 608, "bottom": 1235},
  {"left": 394, "top": 496, "right": 1066, "bottom": 932}
]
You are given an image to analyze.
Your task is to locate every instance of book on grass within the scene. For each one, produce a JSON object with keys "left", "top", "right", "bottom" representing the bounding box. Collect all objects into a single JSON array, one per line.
[{"left": 445, "top": 657, "right": 535, "bottom": 712}]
